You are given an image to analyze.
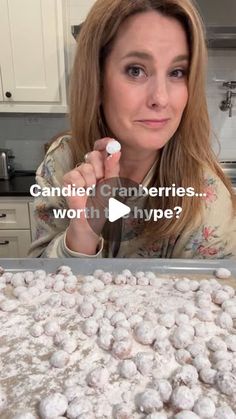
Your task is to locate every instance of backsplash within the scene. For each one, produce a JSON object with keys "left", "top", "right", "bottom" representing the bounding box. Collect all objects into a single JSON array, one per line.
[
  {"left": 0, "top": 0, "right": 235, "bottom": 170},
  {"left": 0, "top": 114, "right": 69, "bottom": 170}
]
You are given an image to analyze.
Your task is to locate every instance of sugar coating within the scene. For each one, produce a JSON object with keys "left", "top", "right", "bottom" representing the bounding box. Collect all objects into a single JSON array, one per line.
[
  {"left": 137, "top": 389, "right": 163, "bottom": 413},
  {"left": 216, "top": 371, "right": 236, "bottom": 396},
  {"left": 175, "top": 279, "right": 191, "bottom": 292},
  {"left": 134, "top": 352, "right": 154, "bottom": 375},
  {"left": 86, "top": 367, "right": 109, "bottom": 389},
  {"left": 212, "top": 350, "right": 232, "bottom": 364},
  {"left": 82, "top": 319, "right": 99, "bottom": 336},
  {"left": 111, "top": 312, "right": 126, "bottom": 326},
  {"left": 113, "top": 327, "right": 130, "bottom": 341},
  {"left": 173, "top": 365, "right": 199, "bottom": 387},
  {"left": 1, "top": 265, "right": 236, "bottom": 417},
  {"left": 53, "top": 331, "right": 70, "bottom": 346},
  {"left": 224, "top": 335, "right": 236, "bottom": 352},
  {"left": 216, "top": 312, "right": 233, "bottom": 330},
  {"left": 77, "top": 412, "right": 95, "bottom": 419},
  {"left": 224, "top": 304, "right": 236, "bottom": 318},
  {"left": 30, "top": 323, "right": 44, "bottom": 338},
  {"left": 0, "top": 299, "right": 18, "bottom": 312},
  {"left": 215, "top": 359, "right": 232, "bottom": 372},
  {"left": 214, "top": 406, "right": 236, "bottom": 419},
  {"left": 60, "top": 337, "right": 77, "bottom": 354},
  {"left": 171, "top": 325, "right": 194, "bottom": 349},
  {"left": 193, "top": 355, "right": 211, "bottom": 371},
  {"left": 134, "top": 321, "right": 155, "bottom": 345},
  {"left": 97, "top": 333, "right": 114, "bottom": 351},
  {"left": 39, "top": 393, "right": 68, "bottom": 419},
  {"left": 118, "top": 360, "right": 137, "bottom": 379},
  {"left": 0, "top": 387, "right": 7, "bottom": 412},
  {"left": 113, "top": 403, "right": 132, "bottom": 419},
  {"left": 57, "top": 265, "right": 73, "bottom": 275},
  {"left": 158, "top": 313, "right": 175, "bottom": 328},
  {"left": 100, "top": 272, "right": 113, "bottom": 285},
  {"left": 175, "top": 349, "right": 192, "bottom": 365},
  {"left": 44, "top": 320, "right": 60, "bottom": 337},
  {"left": 215, "top": 268, "right": 231, "bottom": 279},
  {"left": 13, "top": 286, "right": 27, "bottom": 298},
  {"left": 33, "top": 306, "right": 50, "bottom": 321},
  {"left": 175, "top": 313, "right": 190, "bottom": 325},
  {"left": 106, "top": 140, "right": 121, "bottom": 154},
  {"left": 151, "top": 379, "right": 172, "bottom": 403},
  {"left": 114, "top": 274, "right": 127, "bottom": 285},
  {"left": 12, "top": 413, "right": 37, "bottom": 419},
  {"left": 50, "top": 350, "right": 70, "bottom": 368},
  {"left": 64, "top": 385, "right": 83, "bottom": 402},
  {"left": 154, "top": 325, "right": 168, "bottom": 341},
  {"left": 170, "top": 386, "right": 195, "bottom": 410},
  {"left": 196, "top": 309, "right": 214, "bottom": 322},
  {"left": 193, "top": 396, "right": 216, "bottom": 417},
  {"left": 66, "top": 399, "right": 92, "bottom": 419},
  {"left": 179, "top": 303, "right": 196, "bottom": 319},
  {"left": 79, "top": 302, "right": 94, "bottom": 318},
  {"left": 63, "top": 281, "right": 76, "bottom": 293},
  {"left": 207, "top": 337, "right": 227, "bottom": 352},
  {"left": 174, "top": 412, "right": 200, "bottom": 419},
  {"left": 212, "top": 290, "right": 230, "bottom": 305},
  {"left": 112, "top": 338, "right": 132, "bottom": 359},
  {"left": 153, "top": 338, "right": 173, "bottom": 355},
  {"left": 199, "top": 368, "right": 217, "bottom": 385}
]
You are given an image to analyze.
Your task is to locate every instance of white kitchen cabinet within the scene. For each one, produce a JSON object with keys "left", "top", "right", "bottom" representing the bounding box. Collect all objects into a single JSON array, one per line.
[
  {"left": 0, "top": 0, "right": 68, "bottom": 113},
  {"left": 0, "top": 230, "right": 31, "bottom": 258},
  {"left": 0, "top": 197, "right": 33, "bottom": 258}
]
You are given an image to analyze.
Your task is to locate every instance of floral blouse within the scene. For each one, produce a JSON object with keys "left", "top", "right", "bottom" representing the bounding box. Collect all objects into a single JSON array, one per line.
[{"left": 28, "top": 136, "right": 236, "bottom": 259}]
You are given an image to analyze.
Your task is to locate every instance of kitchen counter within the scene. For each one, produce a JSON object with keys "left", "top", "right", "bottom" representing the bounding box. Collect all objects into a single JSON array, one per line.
[{"left": 0, "top": 174, "right": 35, "bottom": 196}]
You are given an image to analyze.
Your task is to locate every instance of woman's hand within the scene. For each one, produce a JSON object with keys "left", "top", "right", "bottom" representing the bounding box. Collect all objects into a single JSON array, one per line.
[{"left": 63, "top": 137, "right": 121, "bottom": 254}]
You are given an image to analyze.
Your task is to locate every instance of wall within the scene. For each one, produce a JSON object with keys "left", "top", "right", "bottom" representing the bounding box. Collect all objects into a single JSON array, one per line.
[
  {"left": 0, "top": 114, "right": 69, "bottom": 170},
  {"left": 0, "top": 0, "right": 235, "bottom": 170},
  {"left": 208, "top": 49, "right": 236, "bottom": 160}
]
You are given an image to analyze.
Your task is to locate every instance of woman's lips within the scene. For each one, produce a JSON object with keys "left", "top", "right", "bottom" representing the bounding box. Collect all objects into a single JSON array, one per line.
[{"left": 136, "top": 119, "right": 170, "bottom": 128}]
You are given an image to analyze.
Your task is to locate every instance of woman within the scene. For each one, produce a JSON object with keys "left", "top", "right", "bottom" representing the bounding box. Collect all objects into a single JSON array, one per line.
[{"left": 28, "top": 0, "right": 236, "bottom": 259}]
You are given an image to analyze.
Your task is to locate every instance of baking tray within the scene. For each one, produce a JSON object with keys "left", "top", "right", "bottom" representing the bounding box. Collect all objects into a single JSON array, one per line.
[{"left": 0, "top": 258, "right": 236, "bottom": 276}]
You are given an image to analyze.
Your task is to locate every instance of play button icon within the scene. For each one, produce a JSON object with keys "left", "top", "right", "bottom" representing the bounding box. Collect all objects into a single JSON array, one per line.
[
  {"left": 108, "top": 198, "right": 131, "bottom": 222},
  {"left": 85, "top": 176, "right": 151, "bottom": 242}
]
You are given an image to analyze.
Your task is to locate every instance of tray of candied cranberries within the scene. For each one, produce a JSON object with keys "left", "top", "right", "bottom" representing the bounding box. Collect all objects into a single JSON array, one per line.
[{"left": 0, "top": 259, "right": 236, "bottom": 419}]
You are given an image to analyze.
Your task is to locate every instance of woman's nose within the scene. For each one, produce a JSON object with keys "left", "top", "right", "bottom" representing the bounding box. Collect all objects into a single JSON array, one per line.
[{"left": 147, "top": 78, "right": 169, "bottom": 108}]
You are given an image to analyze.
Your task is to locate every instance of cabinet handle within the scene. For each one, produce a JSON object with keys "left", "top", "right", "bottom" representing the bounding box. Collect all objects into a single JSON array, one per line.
[
  {"left": 0, "top": 240, "right": 9, "bottom": 245},
  {"left": 0, "top": 214, "right": 6, "bottom": 218},
  {"left": 5, "top": 91, "right": 12, "bottom": 98}
]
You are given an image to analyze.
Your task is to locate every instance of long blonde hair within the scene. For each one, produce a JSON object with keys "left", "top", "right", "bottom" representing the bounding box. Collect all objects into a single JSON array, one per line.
[{"left": 70, "top": 0, "right": 236, "bottom": 239}]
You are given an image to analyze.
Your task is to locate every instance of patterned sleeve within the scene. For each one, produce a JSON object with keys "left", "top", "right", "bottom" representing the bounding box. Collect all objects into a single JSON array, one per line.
[
  {"left": 28, "top": 136, "right": 104, "bottom": 258},
  {"left": 174, "top": 173, "right": 236, "bottom": 259}
]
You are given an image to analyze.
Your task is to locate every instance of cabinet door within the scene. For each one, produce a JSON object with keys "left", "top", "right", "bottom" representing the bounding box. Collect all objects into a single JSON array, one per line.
[
  {"left": 0, "top": 202, "right": 30, "bottom": 229},
  {"left": 0, "top": 0, "right": 63, "bottom": 103},
  {"left": 0, "top": 230, "right": 31, "bottom": 257}
]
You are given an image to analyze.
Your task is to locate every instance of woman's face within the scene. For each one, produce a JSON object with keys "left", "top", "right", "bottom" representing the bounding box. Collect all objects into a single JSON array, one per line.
[{"left": 102, "top": 11, "right": 189, "bottom": 153}]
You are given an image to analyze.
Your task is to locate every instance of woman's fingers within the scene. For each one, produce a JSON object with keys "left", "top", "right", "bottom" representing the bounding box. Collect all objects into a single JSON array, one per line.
[
  {"left": 104, "top": 151, "right": 121, "bottom": 178},
  {"left": 64, "top": 163, "right": 99, "bottom": 188},
  {"left": 84, "top": 151, "right": 104, "bottom": 180},
  {"left": 63, "top": 169, "right": 86, "bottom": 188}
]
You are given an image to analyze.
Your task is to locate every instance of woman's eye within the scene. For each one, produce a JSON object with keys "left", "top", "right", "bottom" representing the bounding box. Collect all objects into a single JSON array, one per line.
[
  {"left": 126, "top": 66, "right": 146, "bottom": 78},
  {"left": 170, "top": 68, "right": 187, "bottom": 78}
]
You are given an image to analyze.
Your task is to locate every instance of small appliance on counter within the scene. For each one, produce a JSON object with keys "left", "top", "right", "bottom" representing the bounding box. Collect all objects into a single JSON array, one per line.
[{"left": 0, "top": 148, "right": 15, "bottom": 180}]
